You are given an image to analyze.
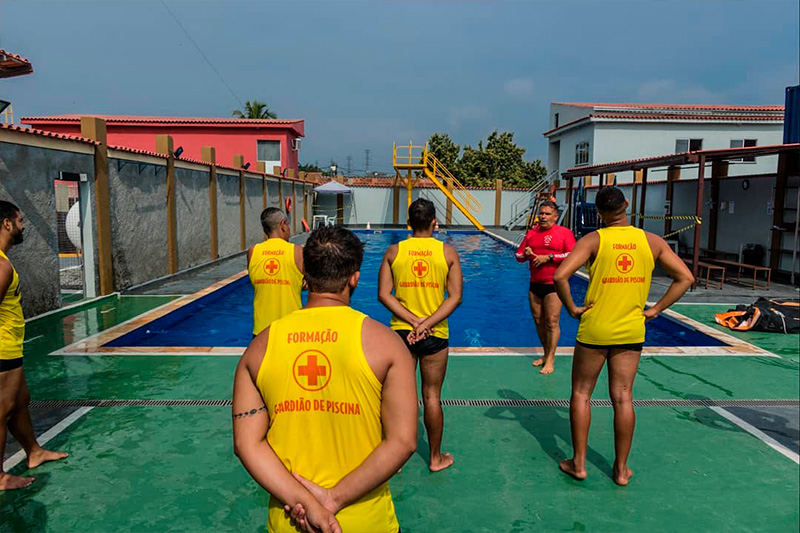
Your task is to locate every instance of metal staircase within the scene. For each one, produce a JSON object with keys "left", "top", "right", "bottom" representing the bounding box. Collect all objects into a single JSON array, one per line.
[
  {"left": 393, "top": 142, "right": 485, "bottom": 230},
  {"left": 504, "top": 169, "right": 560, "bottom": 230}
]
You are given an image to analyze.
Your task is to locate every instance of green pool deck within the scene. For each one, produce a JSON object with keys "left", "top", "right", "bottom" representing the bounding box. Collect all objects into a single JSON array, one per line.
[{"left": 2, "top": 297, "right": 798, "bottom": 532}]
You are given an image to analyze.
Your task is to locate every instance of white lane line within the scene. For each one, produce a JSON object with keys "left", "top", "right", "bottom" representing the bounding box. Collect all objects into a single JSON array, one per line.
[
  {"left": 3, "top": 406, "right": 94, "bottom": 472},
  {"left": 23, "top": 335, "right": 44, "bottom": 344},
  {"left": 710, "top": 406, "right": 799, "bottom": 465},
  {"left": 100, "top": 307, "right": 117, "bottom": 314}
]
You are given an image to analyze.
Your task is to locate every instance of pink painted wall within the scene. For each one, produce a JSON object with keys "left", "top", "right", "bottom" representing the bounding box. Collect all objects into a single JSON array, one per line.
[{"left": 26, "top": 123, "right": 302, "bottom": 174}]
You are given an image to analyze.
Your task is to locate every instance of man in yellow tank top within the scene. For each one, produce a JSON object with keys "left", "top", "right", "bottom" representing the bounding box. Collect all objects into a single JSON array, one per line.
[
  {"left": 378, "top": 198, "right": 463, "bottom": 473},
  {"left": 553, "top": 187, "right": 693, "bottom": 486},
  {"left": 248, "top": 207, "right": 304, "bottom": 336},
  {"left": 233, "top": 226, "right": 418, "bottom": 533},
  {"left": 0, "top": 201, "right": 68, "bottom": 491}
]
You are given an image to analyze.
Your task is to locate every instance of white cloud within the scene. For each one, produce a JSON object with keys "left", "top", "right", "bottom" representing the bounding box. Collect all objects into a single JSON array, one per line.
[
  {"left": 636, "top": 79, "right": 727, "bottom": 104},
  {"left": 448, "top": 106, "right": 489, "bottom": 129},
  {"left": 504, "top": 77, "right": 536, "bottom": 99}
]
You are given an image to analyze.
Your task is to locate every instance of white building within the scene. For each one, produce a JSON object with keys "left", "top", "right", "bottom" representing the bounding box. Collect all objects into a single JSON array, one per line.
[{"left": 543, "top": 103, "right": 785, "bottom": 182}]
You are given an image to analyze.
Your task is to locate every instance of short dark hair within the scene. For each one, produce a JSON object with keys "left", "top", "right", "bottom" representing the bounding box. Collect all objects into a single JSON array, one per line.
[
  {"left": 539, "top": 200, "right": 559, "bottom": 213},
  {"left": 595, "top": 186, "right": 627, "bottom": 214},
  {"left": 303, "top": 226, "right": 364, "bottom": 293},
  {"left": 408, "top": 198, "right": 436, "bottom": 232},
  {"left": 261, "top": 207, "right": 286, "bottom": 234},
  {"left": 0, "top": 201, "right": 20, "bottom": 224}
]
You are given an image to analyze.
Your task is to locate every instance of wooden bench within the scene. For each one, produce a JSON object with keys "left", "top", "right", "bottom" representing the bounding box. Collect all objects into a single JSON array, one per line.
[
  {"left": 705, "top": 259, "right": 771, "bottom": 290},
  {"left": 685, "top": 259, "right": 726, "bottom": 290}
]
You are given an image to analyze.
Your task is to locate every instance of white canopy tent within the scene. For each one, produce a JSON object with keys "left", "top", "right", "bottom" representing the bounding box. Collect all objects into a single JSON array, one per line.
[{"left": 312, "top": 180, "right": 355, "bottom": 227}]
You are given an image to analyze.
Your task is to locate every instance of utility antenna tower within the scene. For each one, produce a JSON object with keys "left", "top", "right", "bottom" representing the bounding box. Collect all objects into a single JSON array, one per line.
[
  {"left": 364, "top": 149, "right": 371, "bottom": 174},
  {"left": 346, "top": 156, "right": 353, "bottom": 176}
]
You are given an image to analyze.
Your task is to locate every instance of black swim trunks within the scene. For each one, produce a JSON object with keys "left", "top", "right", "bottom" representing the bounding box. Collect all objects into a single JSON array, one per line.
[
  {"left": 576, "top": 340, "right": 644, "bottom": 352},
  {"left": 395, "top": 330, "right": 449, "bottom": 357},
  {"left": 0, "top": 357, "right": 23, "bottom": 372},
  {"left": 529, "top": 282, "right": 557, "bottom": 299}
]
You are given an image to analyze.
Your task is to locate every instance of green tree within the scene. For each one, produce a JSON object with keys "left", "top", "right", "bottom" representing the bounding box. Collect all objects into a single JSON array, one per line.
[
  {"left": 457, "top": 131, "right": 545, "bottom": 188},
  {"left": 299, "top": 162, "right": 323, "bottom": 173},
  {"left": 232, "top": 100, "right": 277, "bottom": 119},
  {"left": 427, "top": 133, "right": 460, "bottom": 170}
]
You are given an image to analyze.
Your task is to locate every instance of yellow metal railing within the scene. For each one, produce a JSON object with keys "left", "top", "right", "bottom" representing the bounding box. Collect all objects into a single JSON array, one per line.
[
  {"left": 393, "top": 141, "right": 428, "bottom": 167},
  {"left": 426, "top": 152, "right": 483, "bottom": 213}
]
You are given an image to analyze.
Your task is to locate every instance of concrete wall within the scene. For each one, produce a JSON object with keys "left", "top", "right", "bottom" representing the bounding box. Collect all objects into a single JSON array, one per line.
[
  {"left": 175, "top": 166, "right": 211, "bottom": 271},
  {"left": 266, "top": 179, "right": 280, "bottom": 209},
  {"left": 217, "top": 172, "right": 241, "bottom": 257},
  {"left": 315, "top": 186, "right": 530, "bottom": 227},
  {"left": 244, "top": 176, "right": 264, "bottom": 247},
  {"left": 0, "top": 141, "right": 94, "bottom": 316},
  {"left": 108, "top": 158, "right": 169, "bottom": 289}
]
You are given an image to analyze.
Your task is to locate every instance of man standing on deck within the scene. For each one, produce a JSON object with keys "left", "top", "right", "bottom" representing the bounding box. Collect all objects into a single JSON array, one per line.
[
  {"left": 248, "top": 208, "right": 304, "bottom": 337},
  {"left": 515, "top": 201, "right": 575, "bottom": 374},
  {"left": 0, "top": 201, "right": 68, "bottom": 491},
  {"left": 378, "top": 198, "right": 463, "bottom": 472},
  {"left": 553, "top": 187, "right": 693, "bottom": 485},
  {"left": 233, "top": 226, "right": 418, "bottom": 533}
]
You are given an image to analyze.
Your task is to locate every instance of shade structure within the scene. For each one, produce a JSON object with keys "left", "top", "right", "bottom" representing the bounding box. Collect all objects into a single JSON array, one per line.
[{"left": 313, "top": 180, "right": 352, "bottom": 195}]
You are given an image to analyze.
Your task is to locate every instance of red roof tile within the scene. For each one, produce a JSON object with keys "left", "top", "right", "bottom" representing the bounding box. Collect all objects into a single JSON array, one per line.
[
  {"left": 107, "top": 144, "right": 168, "bottom": 159},
  {"left": 544, "top": 111, "right": 784, "bottom": 136},
  {"left": 553, "top": 102, "right": 785, "bottom": 111},
  {"left": 0, "top": 49, "right": 33, "bottom": 78},
  {"left": 22, "top": 115, "right": 303, "bottom": 127},
  {"left": 0, "top": 123, "right": 98, "bottom": 145}
]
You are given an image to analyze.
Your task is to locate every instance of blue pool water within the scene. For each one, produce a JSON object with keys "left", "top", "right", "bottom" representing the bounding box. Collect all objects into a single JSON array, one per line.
[{"left": 108, "top": 230, "right": 726, "bottom": 348}]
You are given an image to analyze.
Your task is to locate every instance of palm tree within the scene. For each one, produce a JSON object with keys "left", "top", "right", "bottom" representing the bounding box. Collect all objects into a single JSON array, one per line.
[{"left": 232, "top": 100, "right": 277, "bottom": 119}]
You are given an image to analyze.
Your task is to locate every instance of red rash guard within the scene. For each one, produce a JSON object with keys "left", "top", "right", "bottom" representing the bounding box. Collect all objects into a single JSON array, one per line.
[{"left": 515, "top": 225, "right": 576, "bottom": 284}]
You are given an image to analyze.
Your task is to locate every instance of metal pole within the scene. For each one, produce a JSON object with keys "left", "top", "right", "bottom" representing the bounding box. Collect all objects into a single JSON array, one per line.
[
  {"left": 792, "top": 184, "right": 799, "bottom": 286},
  {"left": 691, "top": 155, "right": 706, "bottom": 289}
]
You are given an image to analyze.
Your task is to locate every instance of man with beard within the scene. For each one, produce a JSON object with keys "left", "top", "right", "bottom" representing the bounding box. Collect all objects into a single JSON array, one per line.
[{"left": 0, "top": 201, "right": 68, "bottom": 490}]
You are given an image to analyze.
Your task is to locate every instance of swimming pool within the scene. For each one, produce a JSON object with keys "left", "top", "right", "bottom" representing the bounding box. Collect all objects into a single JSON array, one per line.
[{"left": 105, "top": 230, "right": 726, "bottom": 348}]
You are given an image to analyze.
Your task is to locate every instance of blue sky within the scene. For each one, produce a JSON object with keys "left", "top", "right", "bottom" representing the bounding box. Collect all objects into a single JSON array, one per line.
[{"left": 1, "top": 0, "right": 797, "bottom": 173}]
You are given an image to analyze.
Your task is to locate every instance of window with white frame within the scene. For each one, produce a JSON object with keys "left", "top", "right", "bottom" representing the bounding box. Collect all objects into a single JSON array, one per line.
[
  {"left": 675, "top": 138, "right": 703, "bottom": 153},
  {"left": 257, "top": 140, "right": 282, "bottom": 173},
  {"left": 730, "top": 139, "right": 757, "bottom": 162},
  {"left": 574, "top": 141, "right": 589, "bottom": 166}
]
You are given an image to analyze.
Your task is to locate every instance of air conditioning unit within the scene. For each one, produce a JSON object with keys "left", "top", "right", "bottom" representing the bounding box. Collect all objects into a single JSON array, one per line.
[{"left": 291, "top": 139, "right": 302, "bottom": 151}]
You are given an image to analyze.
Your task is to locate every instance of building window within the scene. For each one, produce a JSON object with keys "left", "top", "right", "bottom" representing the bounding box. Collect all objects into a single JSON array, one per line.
[
  {"left": 257, "top": 140, "right": 281, "bottom": 173},
  {"left": 675, "top": 139, "right": 703, "bottom": 153},
  {"left": 575, "top": 141, "right": 589, "bottom": 166},
  {"left": 730, "top": 139, "right": 757, "bottom": 162},
  {"left": 554, "top": 113, "right": 559, "bottom": 128}
]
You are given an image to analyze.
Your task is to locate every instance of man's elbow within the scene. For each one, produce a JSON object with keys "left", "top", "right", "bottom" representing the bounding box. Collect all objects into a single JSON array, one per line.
[{"left": 553, "top": 271, "right": 567, "bottom": 283}]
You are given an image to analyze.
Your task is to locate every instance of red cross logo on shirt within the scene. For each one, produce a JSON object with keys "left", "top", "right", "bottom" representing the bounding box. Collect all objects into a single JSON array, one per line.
[
  {"left": 263, "top": 258, "right": 281, "bottom": 276},
  {"left": 293, "top": 350, "right": 332, "bottom": 392},
  {"left": 411, "top": 259, "right": 429, "bottom": 279},
  {"left": 616, "top": 253, "right": 635, "bottom": 274}
]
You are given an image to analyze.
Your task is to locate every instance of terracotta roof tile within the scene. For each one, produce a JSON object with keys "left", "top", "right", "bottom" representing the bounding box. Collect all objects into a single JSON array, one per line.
[
  {"left": 107, "top": 144, "right": 168, "bottom": 159},
  {"left": 0, "top": 123, "right": 98, "bottom": 145},
  {"left": 553, "top": 102, "right": 785, "bottom": 111},
  {"left": 0, "top": 49, "right": 33, "bottom": 78},
  {"left": 22, "top": 115, "right": 303, "bottom": 126}
]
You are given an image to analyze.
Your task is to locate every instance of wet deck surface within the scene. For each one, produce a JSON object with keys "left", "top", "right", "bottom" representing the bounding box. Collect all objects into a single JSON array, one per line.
[{"left": 3, "top": 231, "right": 798, "bottom": 532}]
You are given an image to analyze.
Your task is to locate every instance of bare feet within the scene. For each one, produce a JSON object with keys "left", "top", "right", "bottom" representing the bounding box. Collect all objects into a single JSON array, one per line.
[
  {"left": 539, "top": 363, "right": 555, "bottom": 375},
  {"left": 429, "top": 452, "right": 454, "bottom": 473},
  {"left": 531, "top": 357, "right": 545, "bottom": 367},
  {"left": 27, "top": 448, "right": 69, "bottom": 469},
  {"left": 0, "top": 472, "right": 35, "bottom": 490},
  {"left": 559, "top": 459, "right": 587, "bottom": 481},
  {"left": 613, "top": 464, "right": 634, "bottom": 486}
]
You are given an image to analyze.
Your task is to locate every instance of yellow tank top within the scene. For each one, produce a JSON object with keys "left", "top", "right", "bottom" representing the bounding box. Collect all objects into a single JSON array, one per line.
[
  {"left": 0, "top": 250, "right": 24, "bottom": 360},
  {"left": 249, "top": 239, "right": 304, "bottom": 335},
  {"left": 577, "top": 226, "right": 655, "bottom": 345},
  {"left": 389, "top": 237, "right": 450, "bottom": 339},
  {"left": 257, "top": 306, "right": 400, "bottom": 533}
]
